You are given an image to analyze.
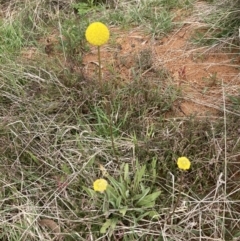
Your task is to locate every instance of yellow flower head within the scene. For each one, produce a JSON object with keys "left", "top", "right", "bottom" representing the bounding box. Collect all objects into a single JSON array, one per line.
[
  {"left": 93, "top": 178, "right": 108, "bottom": 193},
  {"left": 85, "top": 22, "right": 110, "bottom": 46},
  {"left": 177, "top": 157, "right": 191, "bottom": 170}
]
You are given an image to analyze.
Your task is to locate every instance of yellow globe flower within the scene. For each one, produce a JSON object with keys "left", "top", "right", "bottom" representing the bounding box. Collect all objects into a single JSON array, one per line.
[
  {"left": 177, "top": 157, "right": 191, "bottom": 170},
  {"left": 93, "top": 178, "right": 108, "bottom": 193},
  {"left": 85, "top": 22, "right": 110, "bottom": 46}
]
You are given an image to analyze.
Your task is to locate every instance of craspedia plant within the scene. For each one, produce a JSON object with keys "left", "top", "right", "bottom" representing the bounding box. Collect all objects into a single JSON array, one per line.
[
  {"left": 85, "top": 22, "right": 110, "bottom": 46},
  {"left": 177, "top": 156, "right": 191, "bottom": 170},
  {"left": 85, "top": 22, "right": 110, "bottom": 84},
  {"left": 167, "top": 156, "right": 191, "bottom": 221},
  {"left": 93, "top": 178, "right": 108, "bottom": 193}
]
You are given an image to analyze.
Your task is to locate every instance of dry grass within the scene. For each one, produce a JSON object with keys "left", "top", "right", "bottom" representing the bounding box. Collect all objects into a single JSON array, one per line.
[{"left": 0, "top": 0, "right": 239, "bottom": 240}]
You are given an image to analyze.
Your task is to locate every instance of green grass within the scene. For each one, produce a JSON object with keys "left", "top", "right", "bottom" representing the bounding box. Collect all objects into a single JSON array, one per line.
[
  {"left": 193, "top": 0, "right": 240, "bottom": 48},
  {"left": 0, "top": 0, "right": 240, "bottom": 240}
]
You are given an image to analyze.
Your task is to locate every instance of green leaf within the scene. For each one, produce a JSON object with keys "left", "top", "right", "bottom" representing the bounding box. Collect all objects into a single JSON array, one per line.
[
  {"left": 125, "top": 189, "right": 130, "bottom": 198},
  {"left": 103, "top": 194, "right": 110, "bottom": 213},
  {"left": 106, "top": 185, "right": 119, "bottom": 208},
  {"left": 148, "top": 210, "right": 160, "bottom": 219},
  {"left": 100, "top": 218, "right": 118, "bottom": 236},
  {"left": 124, "top": 163, "right": 129, "bottom": 183},
  {"left": 73, "top": 3, "right": 96, "bottom": 15},
  {"left": 107, "top": 175, "right": 127, "bottom": 200},
  {"left": 132, "top": 187, "right": 150, "bottom": 202},
  {"left": 100, "top": 219, "right": 112, "bottom": 234},
  {"left": 106, "top": 185, "right": 118, "bottom": 198},
  {"left": 136, "top": 191, "right": 161, "bottom": 207},
  {"left": 133, "top": 164, "right": 146, "bottom": 192},
  {"left": 82, "top": 186, "right": 96, "bottom": 198},
  {"left": 119, "top": 206, "right": 128, "bottom": 216},
  {"left": 116, "top": 196, "right": 122, "bottom": 208},
  {"left": 109, "top": 218, "right": 118, "bottom": 237},
  {"left": 151, "top": 157, "right": 157, "bottom": 183},
  {"left": 136, "top": 211, "right": 156, "bottom": 221}
]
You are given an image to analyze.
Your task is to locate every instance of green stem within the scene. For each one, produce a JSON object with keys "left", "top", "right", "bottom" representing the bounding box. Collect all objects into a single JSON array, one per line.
[
  {"left": 105, "top": 99, "right": 119, "bottom": 165},
  {"left": 166, "top": 173, "right": 184, "bottom": 224},
  {"left": 97, "top": 46, "right": 102, "bottom": 85},
  {"left": 109, "top": 114, "right": 119, "bottom": 164}
]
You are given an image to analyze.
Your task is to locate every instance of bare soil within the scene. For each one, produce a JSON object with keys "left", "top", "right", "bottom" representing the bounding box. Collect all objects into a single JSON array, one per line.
[{"left": 83, "top": 1, "right": 240, "bottom": 116}]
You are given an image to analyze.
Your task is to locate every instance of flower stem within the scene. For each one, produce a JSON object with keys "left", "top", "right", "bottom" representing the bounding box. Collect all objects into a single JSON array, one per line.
[
  {"left": 166, "top": 173, "right": 184, "bottom": 224},
  {"left": 109, "top": 114, "right": 119, "bottom": 164},
  {"left": 97, "top": 46, "right": 102, "bottom": 85},
  {"left": 105, "top": 99, "right": 119, "bottom": 165}
]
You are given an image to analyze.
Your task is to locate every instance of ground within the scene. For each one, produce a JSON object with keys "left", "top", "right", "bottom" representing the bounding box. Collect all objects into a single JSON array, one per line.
[
  {"left": 82, "top": 1, "right": 239, "bottom": 116},
  {"left": 1, "top": 0, "right": 240, "bottom": 240}
]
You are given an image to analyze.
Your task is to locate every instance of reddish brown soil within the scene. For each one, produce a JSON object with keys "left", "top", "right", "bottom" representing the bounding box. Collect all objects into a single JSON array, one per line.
[
  {"left": 19, "top": 2, "right": 239, "bottom": 116},
  {"left": 83, "top": 2, "right": 239, "bottom": 116}
]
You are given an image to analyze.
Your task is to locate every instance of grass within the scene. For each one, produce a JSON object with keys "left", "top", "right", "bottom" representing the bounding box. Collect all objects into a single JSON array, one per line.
[
  {"left": 0, "top": 0, "right": 240, "bottom": 240},
  {"left": 192, "top": 0, "right": 240, "bottom": 49}
]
